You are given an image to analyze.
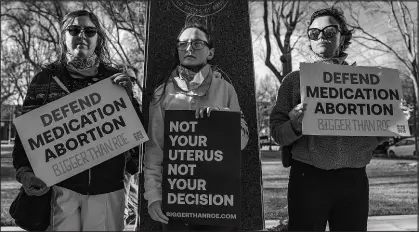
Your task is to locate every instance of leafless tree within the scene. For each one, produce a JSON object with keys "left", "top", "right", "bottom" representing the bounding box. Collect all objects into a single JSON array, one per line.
[
  {"left": 84, "top": 0, "right": 147, "bottom": 66},
  {"left": 256, "top": 75, "right": 280, "bottom": 149},
  {"left": 1, "top": 1, "right": 146, "bottom": 105},
  {"left": 344, "top": 0, "right": 418, "bottom": 152},
  {"left": 262, "top": 0, "right": 307, "bottom": 83}
]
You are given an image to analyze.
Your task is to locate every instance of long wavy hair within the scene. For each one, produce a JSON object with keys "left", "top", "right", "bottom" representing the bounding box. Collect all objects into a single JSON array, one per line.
[{"left": 58, "top": 10, "right": 111, "bottom": 65}]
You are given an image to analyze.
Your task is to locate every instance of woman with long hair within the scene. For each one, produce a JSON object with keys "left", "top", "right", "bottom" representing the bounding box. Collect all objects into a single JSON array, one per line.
[{"left": 12, "top": 10, "right": 141, "bottom": 231}]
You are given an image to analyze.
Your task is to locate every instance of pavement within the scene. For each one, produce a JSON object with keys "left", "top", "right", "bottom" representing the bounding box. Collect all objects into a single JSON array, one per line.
[{"left": 1, "top": 215, "right": 417, "bottom": 231}]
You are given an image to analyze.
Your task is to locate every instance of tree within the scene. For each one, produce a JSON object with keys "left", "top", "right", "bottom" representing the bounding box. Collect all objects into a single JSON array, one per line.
[
  {"left": 84, "top": 0, "right": 147, "bottom": 66},
  {"left": 1, "top": 1, "right": 80, "bottom": 105},
  {"left": 344, "top": 0, "right": 418, "bottom": 152},
  {"left": 0, "top": 1, "right": 147, "bottom": 104},
  {"left": 0, "top": 44, "right": 32, "bottom": 105},
  {"left": 256, "top": 75, "right": 279, "bottom": 150},
  {"left": 262, "top": 0, "right": 307, "bottom": 83}
]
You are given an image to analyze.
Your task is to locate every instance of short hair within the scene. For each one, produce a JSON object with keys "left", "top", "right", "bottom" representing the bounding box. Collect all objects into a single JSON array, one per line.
[
  {"left": 171, "top": 21, "right": 214, "bottom": 70},
  {"left": 308, "top": 7, "right": 354, "bottom": 53},
  {"left": 58, "top": 10, "right": 111, "bottom": 64},
  {"left": 154, "top": 22, "right": 215, "bottom": 104},
  {"left": 176, "top": 22, "right": 213, "bottom": 48}
]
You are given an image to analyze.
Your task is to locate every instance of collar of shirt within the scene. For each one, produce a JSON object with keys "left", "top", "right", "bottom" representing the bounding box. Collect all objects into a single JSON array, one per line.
[{"left": 172, "top": 64, "right": 213, "bottom": 96}]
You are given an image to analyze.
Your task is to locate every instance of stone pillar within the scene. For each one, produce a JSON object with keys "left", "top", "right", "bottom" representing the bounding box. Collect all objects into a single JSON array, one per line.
[{"left": 139, "top": 0, "right": 263, "bottom": 230}]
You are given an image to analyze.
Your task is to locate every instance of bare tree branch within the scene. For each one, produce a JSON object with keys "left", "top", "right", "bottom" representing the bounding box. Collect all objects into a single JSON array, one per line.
[{"left": 263, "top": 0, "right": 282, "bottom": 79}]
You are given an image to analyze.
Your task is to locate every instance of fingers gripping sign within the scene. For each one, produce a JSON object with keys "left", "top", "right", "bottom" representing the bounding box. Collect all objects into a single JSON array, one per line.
[
  {"left": 289, "top": 103, "right": 307, "bottom": 133},
  {"left": 195, "top": 106, "right": 221, "bottom": 119},
  {"left": 148, "top": 200, "right": 169, "bottom": 224},
  {"left": 111, "top": 68, "right": 136, "bottom": 97}
]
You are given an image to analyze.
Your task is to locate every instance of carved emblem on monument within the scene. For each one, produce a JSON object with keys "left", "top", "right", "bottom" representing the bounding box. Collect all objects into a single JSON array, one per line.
[{"left": 171, "top": 0, "right": 228, "bottom": 16}]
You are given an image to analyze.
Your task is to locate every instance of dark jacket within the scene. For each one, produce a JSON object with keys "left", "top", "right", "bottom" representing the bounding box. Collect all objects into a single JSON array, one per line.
[{"left": 12, "top": 62, "right": 143, "bottom": 195}]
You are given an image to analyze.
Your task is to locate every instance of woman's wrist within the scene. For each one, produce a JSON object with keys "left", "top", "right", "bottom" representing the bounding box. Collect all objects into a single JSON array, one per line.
[{"left": 290, "top": 120, "right": 302, "bottom": 135}]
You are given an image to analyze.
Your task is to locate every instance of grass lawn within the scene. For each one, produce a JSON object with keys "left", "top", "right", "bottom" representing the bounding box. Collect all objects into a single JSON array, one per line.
[
  {"left": 262, "top": 156, "right": 418, "bottom": 220},
  {"left": 1, "top": 149, "right": 417, "bottom": 226},
  {"left": 1, "top": 188, "right": 19, "bottom": 226},
  {"left": 1, "top": 161, "right": 20, "bottom": 226}
]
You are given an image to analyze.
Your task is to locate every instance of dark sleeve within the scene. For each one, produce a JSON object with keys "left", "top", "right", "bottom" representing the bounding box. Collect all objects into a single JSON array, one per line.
[
  {"left": 269, "top": 72, "right": 303, "bottom": 146},
  {"left": 12, "top": 72, "right": 46, "bottom": 172},
  {"left": 125, "top": 97, "right": 141, "bottom": 175},
  {"left": 125, "top": 91, "right": 143, "bottom": 175},
  {"left": 125, "top": 146, "right": 140, "bottom": 175}
]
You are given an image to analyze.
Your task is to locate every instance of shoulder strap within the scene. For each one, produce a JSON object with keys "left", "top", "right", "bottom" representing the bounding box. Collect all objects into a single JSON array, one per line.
[{"left": 51, "top": 75, "right": 70, "bottom": 94}]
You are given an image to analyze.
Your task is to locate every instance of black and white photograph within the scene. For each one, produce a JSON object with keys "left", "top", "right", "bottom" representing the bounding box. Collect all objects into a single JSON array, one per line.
[{"left": 1, "top": 0, "right": 417, "bottom": 231}]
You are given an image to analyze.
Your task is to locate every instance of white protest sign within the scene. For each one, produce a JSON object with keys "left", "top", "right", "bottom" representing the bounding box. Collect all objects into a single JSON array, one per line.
[
  {"left": 300, "top": 62, "right": 410, "bottom": 136},
  {"left": 14, "top": 77, "right": 148, "bottom": 187}
]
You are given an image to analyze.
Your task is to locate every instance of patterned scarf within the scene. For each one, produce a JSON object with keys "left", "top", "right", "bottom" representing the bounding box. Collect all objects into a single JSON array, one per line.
[
  {"left": 65, "top": 53, "right": 99, "bottom": 79},
  {"left": 306, "top": 49, "right": 349, "bottom": 65},
  {"left": 174, "top": 64, "right": 210, "bottom": 90},
  {"left": 171, "top": 64, "right": 213, "bottom": 96}
]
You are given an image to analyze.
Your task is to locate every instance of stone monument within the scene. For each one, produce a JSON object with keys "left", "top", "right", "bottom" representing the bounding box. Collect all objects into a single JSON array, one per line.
[{"left": 139, "top": 0, "right": 264, "bottom": 230}]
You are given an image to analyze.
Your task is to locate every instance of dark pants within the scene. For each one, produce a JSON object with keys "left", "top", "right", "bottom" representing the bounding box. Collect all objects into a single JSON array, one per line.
[
  {"left": 162, "top": 220, "right": 236, "bottom": 231},
  {"left": 287, "top": 159, "right": 369, "bottom": 231}
]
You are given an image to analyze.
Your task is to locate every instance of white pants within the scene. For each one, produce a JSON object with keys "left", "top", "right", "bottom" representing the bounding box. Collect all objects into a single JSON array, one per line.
[{"left": 49, "top": 186, "right": 125, "bottom": 231}]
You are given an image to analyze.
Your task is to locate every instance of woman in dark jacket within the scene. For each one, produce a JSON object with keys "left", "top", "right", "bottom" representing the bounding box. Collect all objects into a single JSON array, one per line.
[
  {"left": 12, "top": 10, "right": 141, "bottom": 231},
  {"left": 270, "top": 7, "right": 388, "bottom": 231}
]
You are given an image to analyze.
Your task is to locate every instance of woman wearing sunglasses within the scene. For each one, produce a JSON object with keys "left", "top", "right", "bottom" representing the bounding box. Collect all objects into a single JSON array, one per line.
[
  {"left": 270, "top": 7, "right": 388, "bottom": 231},
  {"left": 141, "top": 21, "right": 248, "bottom": 231},
  {"left": 12, "top": 10, "right": 141, "bottom": 231}
]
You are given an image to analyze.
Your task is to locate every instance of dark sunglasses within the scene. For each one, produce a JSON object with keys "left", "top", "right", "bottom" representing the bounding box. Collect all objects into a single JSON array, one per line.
[
  {"left": 307, "top": 25, "right": 341, "bottom": 41},
  {"left": 176, "top": 40, "right": 209, "bottom": 51},
  {"left": 66, "top": 25, "right": 98, "bottom": 38}
]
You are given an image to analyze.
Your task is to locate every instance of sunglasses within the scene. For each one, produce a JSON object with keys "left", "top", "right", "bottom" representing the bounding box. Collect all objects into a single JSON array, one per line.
[
  {"left": 307, "top": 25, "right": 341, "bottom": 41},
  {"left": 176, "top": 40, "right": 209, "bottom": 51},
  {"left": 66, "top": 25, "right": 98, "bottom": 38}
]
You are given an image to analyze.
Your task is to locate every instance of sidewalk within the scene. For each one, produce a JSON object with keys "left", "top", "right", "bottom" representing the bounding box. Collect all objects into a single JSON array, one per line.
[{"left": 1, "top": 215, "right": 417, "bottom": 231}]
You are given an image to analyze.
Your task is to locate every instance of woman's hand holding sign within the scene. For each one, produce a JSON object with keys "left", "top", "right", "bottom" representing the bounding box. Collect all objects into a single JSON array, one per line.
[
  {"left": 289, "top": 103, "right": 307, "bottom": 134},
  {"left": 195, "top": 106, "right": 221, "bottom": 118},
  {"left": 19, "top": 170, "right": 50, "bottom": 196},
  {"left": 148, "top": 200, "right": 169, "bottom": 224},
  {"left": 111, "top": 68, "right": 136, "bottom": 98}
]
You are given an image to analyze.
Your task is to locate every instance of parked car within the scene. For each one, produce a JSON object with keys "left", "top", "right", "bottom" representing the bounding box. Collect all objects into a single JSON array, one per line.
[
  {"left": 373, "top": 141, "right": 390, "bottom": 154},
  {"left": 387, "top": 137, "right": 417, "bottom": 157}
]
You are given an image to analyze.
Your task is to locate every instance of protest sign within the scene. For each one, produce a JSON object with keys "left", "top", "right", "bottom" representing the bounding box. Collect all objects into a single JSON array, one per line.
[
  {"left": 300, "top": 62, "right": 410, "bottom": 136},
  {"left": 162, "top": 110, "right": 241, "bottom": 226},
  {"left": 13, "top": 78, "right": 148, "bottom": 187}
]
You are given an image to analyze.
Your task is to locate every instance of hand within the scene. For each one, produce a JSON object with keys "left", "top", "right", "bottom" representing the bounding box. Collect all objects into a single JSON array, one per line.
[
  {"left": 289, "top": 103, "right": 307, "bottom": 133},
  {"left": 148, "top": 200, "right": 169, "bottom": 224},
  {"left": 111, "top": 70, "right": 134, "bottom": 97},
  {"left": 20, "top": 171, "right": 50, "bottom": 196},
  {"left": 195, "top": 106, "right": 221, "bottom": 118}
]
